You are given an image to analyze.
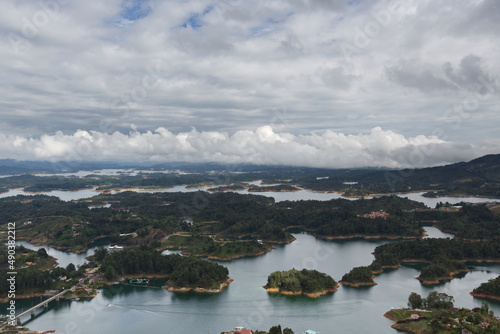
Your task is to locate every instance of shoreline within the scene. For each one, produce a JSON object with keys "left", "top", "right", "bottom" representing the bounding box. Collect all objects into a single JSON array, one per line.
[
  {"left": 339, "top": 280, "right": 377, "bottom": 287},
  {"left": 184, "top": 247, "right": 274, "bottom": 261},
  {"left": 470, "top": 292, "right": 500, "bottom": 301},
  {"left": 313, "top": 233, "right": 424, "bottom": 241},
  {"left": 263, "top": 285, "right": 339, "bottom": 298},
  {"left": 164, "top": 278, "right": 233, "bottom": 293},
  {"left": 417, "top": 269, "right": 470, "bottom": 285}
]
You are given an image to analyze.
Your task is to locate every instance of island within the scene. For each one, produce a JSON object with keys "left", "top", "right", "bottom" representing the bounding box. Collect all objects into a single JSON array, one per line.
[
  {"left": 263, "top": 268, "right": 338, "bottom": 297},
  {"left": 339, "top": 266, "right": 377, "bottom": 287},
  {"left": 247, "top": 184, "right": 301, "bottom": 192},
  {"left": 339, "top": 238, "right": 500, "bottom": 287},
  {"left": 162, "top": 235, "right": 273, "bottom": 260},
  {"left": 97, "top": 246, "right": 232, "bottom": 293},
  {"left": 385, "top": 291, "right": 500, "bottom": 333},
  {"left": 470, "top": 275, "right": 500, "bottom": 301}
]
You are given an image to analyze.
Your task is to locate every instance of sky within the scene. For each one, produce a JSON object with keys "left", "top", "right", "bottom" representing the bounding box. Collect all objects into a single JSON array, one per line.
[{"left": 0, "top": 0, "right": 499, "bottom": 168}]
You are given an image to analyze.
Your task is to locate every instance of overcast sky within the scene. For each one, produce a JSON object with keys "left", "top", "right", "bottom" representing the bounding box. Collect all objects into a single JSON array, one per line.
[{"left": 0, "top": 0, "right": 499, "bottom": 168}]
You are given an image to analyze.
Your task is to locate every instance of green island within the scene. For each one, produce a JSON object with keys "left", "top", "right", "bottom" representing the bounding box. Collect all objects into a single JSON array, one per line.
[
  {"left": 341, "top": 238, "right": 500, "bottom": 287},
  {"left": 247, "top": 184, "right": 301, "bottom": 192},
  {"left": 339, "top": 266, "right": 377, "bottom": 287},
  {"left": 207, "top": 183, "right": 248, "bottom": 192},
  {"left": 263, "top": 268, "right": 338, "bottom": 297},
  {"left": 471, "top": 275, "right": 500, "bottom": 302},
  {"left": 385, "top": 291, "right": 500, "bottom": 333},
  {"left": 161, "top": 234, "right": 273, "bottom": 260},
  {"left": 96, "top": 246, "right": 231, "bottom": 292}
]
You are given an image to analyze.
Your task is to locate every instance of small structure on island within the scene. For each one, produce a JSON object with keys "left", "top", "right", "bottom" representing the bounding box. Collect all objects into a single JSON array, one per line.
[
  {"left": 232, "top": 327, "right": 252, "bottom": 334},
  {"left": 411, "top": 314, "right": 420, "bottom": 320}
]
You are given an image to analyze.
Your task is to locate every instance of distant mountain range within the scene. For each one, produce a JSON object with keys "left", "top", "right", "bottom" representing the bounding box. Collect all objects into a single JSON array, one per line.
[{"left": 0, "top": 154, "right": 499, "bottom": 197}]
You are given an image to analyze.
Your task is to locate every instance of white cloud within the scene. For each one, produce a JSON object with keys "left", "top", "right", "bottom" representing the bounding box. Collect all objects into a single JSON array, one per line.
[
  {"left": 0, "top": 0, "right": 499, "bottom": 167},
  {"left": 1, "top": 126, "right": 498, "bottom": 168}
]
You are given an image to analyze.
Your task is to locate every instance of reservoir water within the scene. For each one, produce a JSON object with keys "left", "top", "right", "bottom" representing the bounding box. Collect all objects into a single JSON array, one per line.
[
  {"left": 4, "top": 227, "right": 500, "bottom": 334},
  {"left": 2, "top": 175, "right": 500, "bottom": 333}
]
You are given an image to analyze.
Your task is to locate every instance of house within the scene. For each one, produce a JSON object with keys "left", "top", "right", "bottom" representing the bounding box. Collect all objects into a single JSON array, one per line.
[
  {"left": 363, "top": 211, "right": 390, "bottom": 220},
  {"left": 410, "top": 314, "right": 420, "bottom": 320},
  {"left": 478, "top": 322, "right": 490, "bottom": 329},
  {"left": 439, "top": 206, "right": 462, "bottom": 212}
]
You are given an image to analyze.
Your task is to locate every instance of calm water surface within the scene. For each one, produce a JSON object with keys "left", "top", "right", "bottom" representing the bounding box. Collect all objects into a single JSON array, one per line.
[
  {"left": 1, "top": 185, "right": 498, "bottom": 206},
  {"left": 2, "top": 174, "right": 500, "bottom": 333},
  {"left": 4, "top": 228, "right": 500, "bottom": 334}
]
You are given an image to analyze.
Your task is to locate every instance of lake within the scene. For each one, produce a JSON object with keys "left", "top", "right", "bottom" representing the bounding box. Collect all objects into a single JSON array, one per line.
[
  {"left": 1, "top": 183, "right": 498, "bottom": 207},
  {"left": 4, "top": 227, "right": 500, "bottom": 334},
  {"left": 2, "top": 175, "right": 500, "bottom": 333}
]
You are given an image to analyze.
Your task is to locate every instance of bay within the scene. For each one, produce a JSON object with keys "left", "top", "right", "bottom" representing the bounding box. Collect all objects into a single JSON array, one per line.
[{"left": 4, "top": 227, "right": 500, "bottom": 334}]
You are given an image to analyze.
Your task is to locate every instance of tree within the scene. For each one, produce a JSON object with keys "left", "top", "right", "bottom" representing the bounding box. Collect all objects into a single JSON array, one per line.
[
  {"left": 408, "top": 292, "right": 423, "bottom": 309},
  {"left": 66, "top": 263, "right": 76, "bottom": 272},
  {"left": 93, "top": 247, "right": 108, "bottom": 262},
  {"left": 104, "top": 266, "right": 115, "bottom": 281},
  {"left": 429, "top": 318, "right": 441, "bottom": 334},
  {"left": 37, "top": 248, "right": 48, "bottom": 258},
  {"left": 424, "top": 291, "right": 454, "bottom": 309},
  {"left": 283, "top": 328, "right": 294, "bottom": 334},
  {"left": 269, "top": 325, "right": 282, "bottom": 334}
]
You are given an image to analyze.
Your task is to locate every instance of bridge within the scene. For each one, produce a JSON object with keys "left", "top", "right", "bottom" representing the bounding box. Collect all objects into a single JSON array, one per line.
[{"left": 14, "top": 288, "right": 71, "bottom": 325}]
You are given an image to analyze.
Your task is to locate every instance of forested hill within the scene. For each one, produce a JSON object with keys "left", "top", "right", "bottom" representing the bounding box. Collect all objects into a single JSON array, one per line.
[
  {"left": 0, "top": 153, "right": 499, "bottom": 197},
  {"left": 298, "top": 153, "right": 500, "bottom": 197}
]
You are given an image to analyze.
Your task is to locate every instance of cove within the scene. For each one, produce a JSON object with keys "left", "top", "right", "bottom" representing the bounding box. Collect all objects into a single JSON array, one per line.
[{"left": 4, "top": 227, "right": 500, "bottom": 334}]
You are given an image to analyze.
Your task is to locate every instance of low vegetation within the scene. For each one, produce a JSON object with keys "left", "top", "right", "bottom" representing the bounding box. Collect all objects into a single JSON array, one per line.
[{"left": 264, "top": 268, "right": 337, "bottom": 295}]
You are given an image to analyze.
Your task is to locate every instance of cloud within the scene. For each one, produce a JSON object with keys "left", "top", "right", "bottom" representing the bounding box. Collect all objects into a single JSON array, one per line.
[
  {"left": 1, "top": 126, "right": 498, "bottom": 169},
  {"left": 0, "top": 0, "right": 499, "bottom": 160},
  {"left": 442, "top": 54, "right": 497, "bottom": 93},
  {"left": 385, "top": 60, "right": 457, "bottom": 93}
]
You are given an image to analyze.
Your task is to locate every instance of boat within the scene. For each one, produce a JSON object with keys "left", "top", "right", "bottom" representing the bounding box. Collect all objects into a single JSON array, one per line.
[{"left": 128, "top": 278, "right": 150, "bottom": 285}]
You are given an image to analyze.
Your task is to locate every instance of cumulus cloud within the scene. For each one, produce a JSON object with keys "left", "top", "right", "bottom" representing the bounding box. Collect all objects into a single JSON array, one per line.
[
  {"left": 0, "top": 0, "right": 499, "bottom": 164},
  {"left": 1, "top": 126, "right": 498, "bottom": 169}
]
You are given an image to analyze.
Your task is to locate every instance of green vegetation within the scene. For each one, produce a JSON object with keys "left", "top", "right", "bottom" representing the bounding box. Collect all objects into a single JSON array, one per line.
[
  {"left": 162, "top": 234, "right": 272, "bottom": 260},
  {"left": 386, "top": 292, "right": 499, "bottom": 333},
  {"left": 372, "top": 238, "right": 499, "bottom": 284},
  {"left": 0, "top": 191, "right": 430, "bottom": 255},
  {"left": 414, "top": 204, "right": 500, "bottom": 239},
  {"left": 207, "top": 183, "right": 247, "bottom": 192},
  {"left": 248, "top": 184, "right": 300, "bottom": 192},
  {"left": 472, "top": 275, "right": 500, "bottom": 300},
  {"left": 340, "top": 238, "right": 500, "bottom": 287},
  {"left": 2, "top": 154, "right": 500, "bottom": 199},
  {"left": 98, "top": 246, "right": 230, "bottom": 290},
  {"left": 265, "top": 268, "right": 337, "bottom": 295},
  {"left": 340, "top": 266, "right": 376, "bottom": 286},
  {"left": 0, "top": 245, "right": 83, "bottom": 298}
]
